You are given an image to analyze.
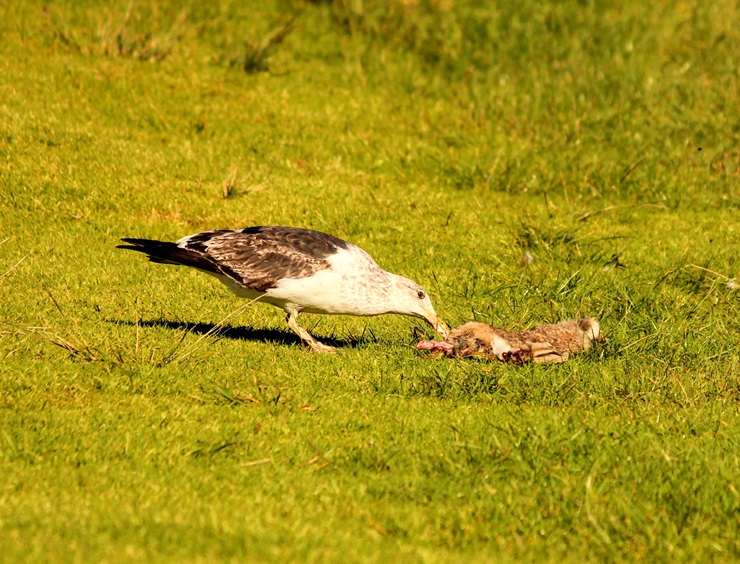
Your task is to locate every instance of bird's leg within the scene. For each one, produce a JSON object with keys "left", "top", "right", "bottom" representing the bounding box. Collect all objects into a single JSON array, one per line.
[{"left": 286, "top": 311, "right": 337, "bottom": 353}]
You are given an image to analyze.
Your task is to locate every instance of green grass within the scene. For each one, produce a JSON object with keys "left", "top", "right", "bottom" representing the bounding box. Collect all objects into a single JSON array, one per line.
[{"left": 1, "top": 0, "right": 739, "bottom": 560}]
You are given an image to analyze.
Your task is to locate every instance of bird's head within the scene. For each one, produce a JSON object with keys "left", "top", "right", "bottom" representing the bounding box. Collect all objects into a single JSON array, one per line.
[{"left": 389, "top": 275, "right": 449, "bottom": 338}]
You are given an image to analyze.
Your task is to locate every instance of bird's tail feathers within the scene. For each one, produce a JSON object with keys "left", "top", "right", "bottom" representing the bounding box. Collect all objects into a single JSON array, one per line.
[{"left": 117, "top": 238, "right": 218, "bottom": 273}]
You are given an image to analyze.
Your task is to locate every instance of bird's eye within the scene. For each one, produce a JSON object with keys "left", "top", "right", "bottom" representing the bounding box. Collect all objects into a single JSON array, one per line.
[{"left": 417, "top": 290, "right": 425, "bottom": 300}]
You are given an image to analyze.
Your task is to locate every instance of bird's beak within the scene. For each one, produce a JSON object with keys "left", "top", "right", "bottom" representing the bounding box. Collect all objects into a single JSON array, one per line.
[{"left": 427, "top": 313, "right": 450, "bottom": 338}]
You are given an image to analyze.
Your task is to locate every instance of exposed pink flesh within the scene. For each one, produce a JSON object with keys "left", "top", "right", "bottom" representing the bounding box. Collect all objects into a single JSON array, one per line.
[{"left": 416, "top": 340, "right": 453, "bottom": 352}]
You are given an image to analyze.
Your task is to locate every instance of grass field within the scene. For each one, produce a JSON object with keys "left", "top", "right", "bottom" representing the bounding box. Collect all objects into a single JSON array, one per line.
[{"left": 1, "top": 0, "right": 739, "bottom": 560}]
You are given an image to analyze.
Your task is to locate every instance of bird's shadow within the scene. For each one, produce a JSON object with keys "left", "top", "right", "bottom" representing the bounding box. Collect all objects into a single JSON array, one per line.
[{"left": 108, "top": 318, "right": 361, "bottom": 349}]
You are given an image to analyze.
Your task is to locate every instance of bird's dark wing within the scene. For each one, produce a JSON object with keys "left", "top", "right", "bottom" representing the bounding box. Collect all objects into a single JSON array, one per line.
[
  {"left": 117, "top": 238, "right": 220, "bottom": 273},
  {"left": 119, "top": 226, "right": 351, "bottom": 292}
]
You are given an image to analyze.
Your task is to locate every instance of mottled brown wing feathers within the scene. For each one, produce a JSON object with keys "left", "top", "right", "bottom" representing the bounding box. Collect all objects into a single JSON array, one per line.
[{"left": 119, "top": 227, "right": 350, "bottom": 293}]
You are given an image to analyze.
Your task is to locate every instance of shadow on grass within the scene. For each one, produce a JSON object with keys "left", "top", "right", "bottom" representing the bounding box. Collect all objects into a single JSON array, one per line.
[{"left": 109, "top": 318, "right": 362, "bottom": 349}]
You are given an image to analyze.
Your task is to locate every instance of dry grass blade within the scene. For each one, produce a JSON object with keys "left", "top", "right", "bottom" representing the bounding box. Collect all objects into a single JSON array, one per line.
[
  {"left": 2, "top": 321, "right": 103, "bottom": 363},
  {"left": 169, "top": 297, "right": 264, "bottom": 364},
  {"left": 577, "top": 203, "right": 669, "bottom": 222},
  {"left": 1, "top": 256, "right": 27, "bottom": 279},
  {"left": 688, "top": 264, "right": 738, "bottom": 290},
  {"left": 241, "top": 457, "right": 271, "bottom": 468}
]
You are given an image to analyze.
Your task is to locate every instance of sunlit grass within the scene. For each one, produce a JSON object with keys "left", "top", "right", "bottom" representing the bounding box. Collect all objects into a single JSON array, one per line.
[{"left": 1, "top": 0, "right": 738, "bottom": 561}]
